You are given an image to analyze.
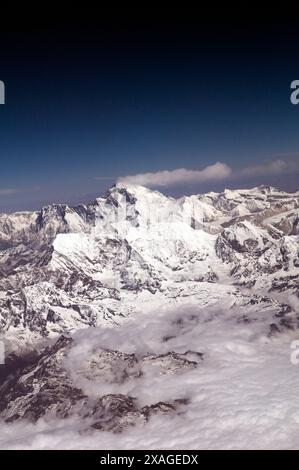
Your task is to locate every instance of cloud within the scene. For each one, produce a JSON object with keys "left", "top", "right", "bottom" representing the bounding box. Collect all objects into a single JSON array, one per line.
[
  {"left": 0, "top": 189, "right": 22, "bottom": 195},
  {"left": 0, "top": 186, "right": 40, "bottom": 196},
  {"left": 117, "top": 162, "right": 232, "bottom": 187},
  {"left": 116, "top": 159, "right": 288, "bottom": 188},
  {"left": 1, "top": 298, "right": 298, "bottom": 450},
  {"left": 240, "top": 159, "right": 287, "bottom": 177}
]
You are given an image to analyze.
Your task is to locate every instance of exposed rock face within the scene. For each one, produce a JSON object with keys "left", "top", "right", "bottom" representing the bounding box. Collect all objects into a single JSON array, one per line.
[
  {"left": 90, "top": 395, "right": 187, "bottom": 433},
  {"left": 142, "top": 351, "right": 201, "bottom": 374},
  {"left": 0, "top": 336, "right": 84, "bottom": 422},
  {"left": 0, "top": 335, "right": 200, "bottom": 431}
]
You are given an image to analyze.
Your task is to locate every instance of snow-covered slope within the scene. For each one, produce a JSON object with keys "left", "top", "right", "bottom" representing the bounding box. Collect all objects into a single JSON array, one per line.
[
  {"left": 0, "top": 183, "right": 298, "bottom": 346},
  {"left": 0, "top": 184, "right": 299, "bottom": 449}
]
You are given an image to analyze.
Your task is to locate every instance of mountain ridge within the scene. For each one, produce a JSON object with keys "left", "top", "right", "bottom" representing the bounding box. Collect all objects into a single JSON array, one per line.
[
  {"left": 1, "top": 183, "right": 299, "bottom": 443},
  {"left": 0, "top": 183, "right": 299, "bottom": 350}
]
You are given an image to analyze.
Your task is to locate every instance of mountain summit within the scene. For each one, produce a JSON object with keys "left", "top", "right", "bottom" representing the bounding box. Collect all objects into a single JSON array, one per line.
[{"left": 0, "top": 184, "right": 298, "bottom": 347}]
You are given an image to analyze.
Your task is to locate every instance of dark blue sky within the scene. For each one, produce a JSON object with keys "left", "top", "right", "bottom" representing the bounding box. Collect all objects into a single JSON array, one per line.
[{"left": 1, "top": 10, "right": 299, "bottom": 211}]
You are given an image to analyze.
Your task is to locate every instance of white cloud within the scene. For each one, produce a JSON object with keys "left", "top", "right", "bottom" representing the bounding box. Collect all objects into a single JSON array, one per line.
[
  {"left": 0, "top": 189, "right": 22, "bottom": 195},
  {"left": 1, "top": 301, "right": 299, "bottom": 449},
  {"left": 0, "top": 187, "right": 40, "bottom": 196},
  {"left": 116, "top": 159, "right": 288, "bottom": 188},
  {"left": 117, "top": 162, "right": 232, "bottom": 187},
  {"left": 241, "top": 159, "right": 286, "bottom": 177}
]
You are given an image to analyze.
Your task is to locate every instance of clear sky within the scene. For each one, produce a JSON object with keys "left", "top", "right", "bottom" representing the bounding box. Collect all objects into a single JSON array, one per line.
[{"left": 1, "top": 9, "right": 299, "bottom": 211}]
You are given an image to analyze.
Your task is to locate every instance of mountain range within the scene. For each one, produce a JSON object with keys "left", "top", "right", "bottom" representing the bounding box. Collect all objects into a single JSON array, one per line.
[{"left": 0, "top": 183, "right": 299, "bottom": 448}]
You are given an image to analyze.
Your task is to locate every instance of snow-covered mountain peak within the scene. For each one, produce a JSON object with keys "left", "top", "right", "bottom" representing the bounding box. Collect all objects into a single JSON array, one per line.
[
  {"left": 1, "top": 183, "right": 299, "bottom": 448},
  {"left": 0, "top": 183, "right": 298, "bottom": 349}
]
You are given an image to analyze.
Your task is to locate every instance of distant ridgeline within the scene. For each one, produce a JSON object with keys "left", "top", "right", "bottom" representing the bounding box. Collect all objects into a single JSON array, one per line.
[{"left": 0, "top": 81, "right": 4, "bottom": 104}]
